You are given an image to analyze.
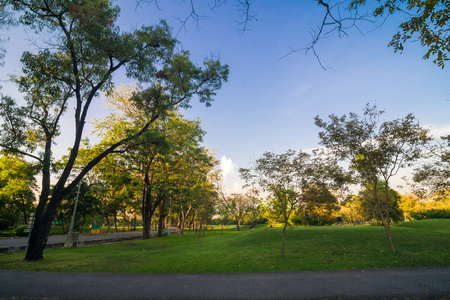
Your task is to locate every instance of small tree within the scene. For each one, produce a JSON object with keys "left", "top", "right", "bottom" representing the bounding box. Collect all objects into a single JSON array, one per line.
[
  {"left": 218, "top": 192, "right": 258, "bottom": 231},
  {"left": 315, "top": 104, "right": 431, "bottom": 252},
  {"left": 240, "top": 149, "right": 343, "bottom": 256}
]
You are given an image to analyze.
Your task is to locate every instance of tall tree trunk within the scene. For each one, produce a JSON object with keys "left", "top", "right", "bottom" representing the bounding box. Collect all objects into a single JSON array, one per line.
[
  {"left": 142, "top": 173, "right": 152, "bottom": 239},
  {"left": 180, "top": 205, "right": 191, "bottom": 235},
  {"left": 24, "top": 205, "right": 55, "bottom": 261},
  {"left": 158, "top": 198, "right": 166, "bottom": 237},
  {"left": 236, "top": 217, "right": 240, "bottom": 231}
]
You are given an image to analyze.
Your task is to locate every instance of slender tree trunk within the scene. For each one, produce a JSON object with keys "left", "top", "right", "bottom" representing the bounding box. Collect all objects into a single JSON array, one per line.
[
  {"left": 281, "top": 222, "right": 287, "bottom": 257},
  {"left": 158, "top": 199, "right": 166, "bottom": 237},
  {"left": 142, "top": 174, "right": 152, "bottom": 239},
  {"left": 106, "top": 216, "right": 111, "bottom": 233},
  {"left": 375, "top": 195, "right": 396, "bottom": 252},
  {"left": 236, "top": 217, "right": 240, "bottom": 231},
  {"left": 196, "top": 217, "right": 203, "bottom": 242},
  {"left": 20, "top": 194, "right": 28, "bottom": 225}
]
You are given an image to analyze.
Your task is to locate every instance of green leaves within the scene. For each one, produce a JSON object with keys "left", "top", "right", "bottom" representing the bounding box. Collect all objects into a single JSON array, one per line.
[{"left": 350, "top": 0, "right": 450, "bottom": 68}]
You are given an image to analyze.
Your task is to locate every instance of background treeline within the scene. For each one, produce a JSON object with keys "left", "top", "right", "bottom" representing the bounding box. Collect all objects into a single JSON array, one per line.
[{"left": 1, "top": 103, "right": 449, "bottom": 241}]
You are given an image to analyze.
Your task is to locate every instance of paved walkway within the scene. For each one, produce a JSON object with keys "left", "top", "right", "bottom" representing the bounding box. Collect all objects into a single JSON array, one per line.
[
  {"left": 0, "top": 230, "right": 181, "bottom": 253},
  {"left": 0, "top": 267, "right": 449, "bottom": 299},
  {"left": 1, "top": 232, "right": 449, "bottom": 299}
]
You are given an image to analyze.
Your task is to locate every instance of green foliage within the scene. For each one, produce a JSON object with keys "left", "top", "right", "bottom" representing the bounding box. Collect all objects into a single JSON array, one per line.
[
  {"left": 290, "top": 212, "right": 333, "bottom": 226},
  {"left": 350, "top": 0, "right": 450, "bottom": 68},
  {"left": 413, "top": 135, "right": 450, "bottom": 197},
  {"left": 0, "top": 229, "right": 15, "bottom": 237},
  {"left": 359, "top": 184, "right": 404, "bottom": 223},
  {"left": 0, "top": 0, "right": 228, "bottom": 260},
  {"left": 15, "top": 225, "right": 28, "bottom": 236},
  {"left": 0, "top": 218, "right": 10, "bottom": 230},
  {"left": 0, "top": 156, "right": 37, "bottom": 226},
  {"left": 410, "top": 209, "right": 450, "bottom": 220},
  {"left": 315, "top": 104, "right": 431, "bottom": 251}
]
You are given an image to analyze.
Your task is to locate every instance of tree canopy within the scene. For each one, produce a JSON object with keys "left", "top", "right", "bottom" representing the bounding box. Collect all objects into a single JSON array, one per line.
[
  {"left": 315, "top": 104, "right": 431, "bottom": 251},
  {"left": 0, "top": 0, "right": 228, "bottom": 261}
]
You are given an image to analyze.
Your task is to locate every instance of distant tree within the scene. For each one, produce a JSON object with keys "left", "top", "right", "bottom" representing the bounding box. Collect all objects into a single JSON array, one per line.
[
  {"left": 240, "top": 149, "right": 344, "bottom": 256},
  {"left": 58, "top": 181, "right": 100, "bottom": 233},
  {"left": 413, "top": 135, "right": 450, "bottom": 198},
  {"left": 398, "top": 193, "right": 422, "bottom": 220},
  {"left": 217, "top": 192, "right": 258, "bottom": 231},
  {"left": 0, "top": 0, "right": 228, "bottom": 261},
  {"left": 315, "top": 104, "right": 431, "bottom": 252},
  {"left": 341, "top": 194, "right": 367, "bottom": 226},
  {"left": 0, "top": 156, "right": 36, "bottom": 225}
]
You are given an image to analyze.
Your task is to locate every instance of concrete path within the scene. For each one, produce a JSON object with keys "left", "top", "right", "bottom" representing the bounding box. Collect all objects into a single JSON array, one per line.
[
  {"left": 0, "top": 230, "right": 180, "bottom": 253},
  {"left": 0, "top": 267, "right": 449, "bottom": 299}
]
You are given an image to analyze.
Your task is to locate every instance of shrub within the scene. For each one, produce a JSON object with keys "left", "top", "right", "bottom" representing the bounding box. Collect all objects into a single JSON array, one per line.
[
  {"left": 0, "top": 219, "right": 10, "bottom": 230},
  {"left": 249, "top": 217, "right": 268, "bottom": 225},
  {"left": 410, "top": 209, "right": 450, "bottom": 220},
  {"left": 0, "top": 230, "right": 15, "bottom": 237},
  {"left": 15, "top": 225, "right": 28, "bottom": 237}
]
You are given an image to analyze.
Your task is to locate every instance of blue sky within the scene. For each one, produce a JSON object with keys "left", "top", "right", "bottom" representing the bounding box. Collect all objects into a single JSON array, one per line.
[{"left": 1, "top": 1, "right": 449, "bottom": 194}]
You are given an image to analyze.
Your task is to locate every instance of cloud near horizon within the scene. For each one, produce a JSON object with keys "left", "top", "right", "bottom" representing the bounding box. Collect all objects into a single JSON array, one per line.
[{"left": 220, "top": 156, "right": 236, "bottom": 177}]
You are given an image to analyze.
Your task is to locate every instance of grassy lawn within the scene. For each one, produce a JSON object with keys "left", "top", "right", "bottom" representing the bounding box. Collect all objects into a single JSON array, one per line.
[{"left": 0, "top": 220, "right": 448, "bottom": 273}]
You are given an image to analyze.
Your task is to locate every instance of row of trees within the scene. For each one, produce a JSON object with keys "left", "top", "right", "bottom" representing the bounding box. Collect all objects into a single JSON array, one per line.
[
  {"left": 239, "top": 104, "right": 448, "bottom": 255},
  {"left": 1, "top": 103, "right": 448, "bottom": 257}
]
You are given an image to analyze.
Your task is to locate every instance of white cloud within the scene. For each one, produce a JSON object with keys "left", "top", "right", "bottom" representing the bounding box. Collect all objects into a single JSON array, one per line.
[
  {"left": 220, "top": 156, "right": 236, "bottom": 177},
  {"left": 231, "top": 181, "right": 243, "bottom": 193},
  {"left": 427, "top": 123, "right": 450, "bottom": 138}
]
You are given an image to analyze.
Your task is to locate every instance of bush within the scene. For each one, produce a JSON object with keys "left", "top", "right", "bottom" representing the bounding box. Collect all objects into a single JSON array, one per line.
[
  {"left": 249, "top": 218, "right": 268, "bottom": 225},
  {"left": 0, "top": 218, "right": 11, "bottom": 230},
  {"left": 0, "top": 230, "right": 15, "bottom": 237},
  {"left": 308, "top": 217, "right": 333, "bottom": 226},
  {"left": 410, "top": 209, "right": 450, "bottom": 220},
  {"left": 290, "top": 215, "right": 333, "bottom": 226},
  {"left": 15, "top": 225, "right": 28, "bottom": 237}
]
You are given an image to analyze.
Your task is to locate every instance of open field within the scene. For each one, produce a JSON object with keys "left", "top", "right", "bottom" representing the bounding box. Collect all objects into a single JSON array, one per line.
[{"left": 0, "top": 220, "right": 448, "bottom": 273}]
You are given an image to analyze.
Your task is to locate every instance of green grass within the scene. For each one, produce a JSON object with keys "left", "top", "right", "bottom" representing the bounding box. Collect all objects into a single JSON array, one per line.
[
  {"left": 0, "top": 220, "right": 448, "bottom": 273},
  {"left": 393, "top": 219, "right": 450, "bottom": 233}
]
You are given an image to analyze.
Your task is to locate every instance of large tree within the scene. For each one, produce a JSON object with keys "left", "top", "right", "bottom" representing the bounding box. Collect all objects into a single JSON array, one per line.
[
  {"left": 315, "top": 104, "right": 430, "bottom": 252},
  {"left": 93, "top": 84, "right": 215, "bottom": 239},
  {"left": 0, "top": 0, "right": 228, "bottom": 261}
]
